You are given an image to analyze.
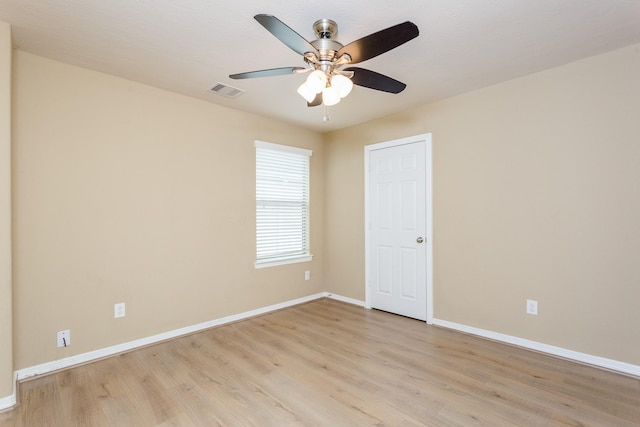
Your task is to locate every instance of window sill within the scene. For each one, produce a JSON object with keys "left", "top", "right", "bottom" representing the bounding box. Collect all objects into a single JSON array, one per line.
[{"left": 254, "top": 255, "right": 313, "bottom": 269}]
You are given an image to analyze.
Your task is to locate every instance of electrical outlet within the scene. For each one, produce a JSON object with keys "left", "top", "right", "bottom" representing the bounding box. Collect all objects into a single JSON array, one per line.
[
  {"left": 304, "top": 271, "right": 310, "bottom": 281},
  {"left": 57, "top": 330, "right": 70, "bottom": 348},
  {"left": 526, "top": 299, "right": 538, "bottom": 315},
  {"left": 114, "top": 302, "right": 126, "bottom": 318}
]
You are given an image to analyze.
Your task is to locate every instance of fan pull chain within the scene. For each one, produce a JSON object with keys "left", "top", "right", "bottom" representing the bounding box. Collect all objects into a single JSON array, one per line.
[{"left": 323, "top": 104, "right": 330, "bottom": 122}]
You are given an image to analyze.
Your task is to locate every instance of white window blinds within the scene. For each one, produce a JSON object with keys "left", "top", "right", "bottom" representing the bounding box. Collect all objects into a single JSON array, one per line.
[{"left": 255, "top": 141, "right": 312, "bottom": 266}]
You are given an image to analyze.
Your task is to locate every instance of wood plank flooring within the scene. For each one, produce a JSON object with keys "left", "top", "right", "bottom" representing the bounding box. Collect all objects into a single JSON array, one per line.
[{"left": 1, "top": 298, "right": 639, "bottom": 426}]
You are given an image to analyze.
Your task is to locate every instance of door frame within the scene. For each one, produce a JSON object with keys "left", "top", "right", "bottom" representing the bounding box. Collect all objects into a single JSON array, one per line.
[{"left": 364, "top": 133, "right": 433, "bottom": 324}]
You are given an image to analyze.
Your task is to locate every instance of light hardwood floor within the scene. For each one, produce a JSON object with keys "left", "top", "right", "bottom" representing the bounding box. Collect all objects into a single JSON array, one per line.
[{"left": 1, "top": 298, "right": 639, "bottom": 426}]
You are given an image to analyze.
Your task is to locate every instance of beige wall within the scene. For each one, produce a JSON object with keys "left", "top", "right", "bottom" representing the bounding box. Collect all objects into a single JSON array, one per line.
[
  {"left": 324, "top": 44, "right": 640, "bottom": 365},
  {"left": 8, "top": 39, "right": 640, "bottom": 379},
  {"left": 12, "top": 51, "right": 324, "bottom": 369},
  {"left": 0, "top": 21, "right": 13, "bottom": 399}
]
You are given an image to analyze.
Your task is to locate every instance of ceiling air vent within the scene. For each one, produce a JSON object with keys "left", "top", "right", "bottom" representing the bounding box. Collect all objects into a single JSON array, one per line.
[{"left": 208, "top": 82, "right": 244, "bottom": 98}]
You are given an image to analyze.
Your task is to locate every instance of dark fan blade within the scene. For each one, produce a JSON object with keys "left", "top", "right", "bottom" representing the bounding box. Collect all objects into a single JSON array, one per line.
[
  {"left": 229, "top": 67, "right": 306, "bottom": 79},
  {"left": 345, "top": 67, "right": 407, "bottom": 93},
  {"left": 338, "top": 21, "right": 418, "bottom": 64},
  {"left": 307, "top": 92, "right": 322, "bottom": 107},
  {"left": 254, "top": 14, "right": 319, "bottom": 57}
]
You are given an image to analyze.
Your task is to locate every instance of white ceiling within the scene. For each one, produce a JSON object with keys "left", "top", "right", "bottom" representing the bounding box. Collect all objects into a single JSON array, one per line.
[{"left": 1, "top": 0, "right": 640, "bottom": 132}]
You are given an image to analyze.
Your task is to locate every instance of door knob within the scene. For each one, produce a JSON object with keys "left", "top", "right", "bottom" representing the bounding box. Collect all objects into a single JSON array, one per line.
[{"left": 416, "top": 237, "right": 424, "bottom": 243}]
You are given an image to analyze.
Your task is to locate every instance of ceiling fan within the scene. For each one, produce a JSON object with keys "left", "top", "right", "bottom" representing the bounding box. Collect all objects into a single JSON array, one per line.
[{"left": 229, "top": 14, "right": 419, "bottom": 109}]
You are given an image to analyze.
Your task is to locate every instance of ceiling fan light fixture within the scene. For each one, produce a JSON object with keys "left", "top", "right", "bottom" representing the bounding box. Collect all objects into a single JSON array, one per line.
[
  {"left": 331, "top": 74, "right": 353, "bottom": 98},
  {"left": 297, "top": 82, "right": 317, "bottom": 103},
  {"left": 306, "top": 69, "right": 327, "bottom": 93},
  {"left": 322, "top": 85, "right": 341, "bottom": 106}
]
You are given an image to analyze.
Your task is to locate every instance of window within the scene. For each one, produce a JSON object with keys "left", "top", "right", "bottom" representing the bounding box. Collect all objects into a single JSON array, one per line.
[{"left": 255, "top": 141, "right": 312, "bottom": 268}]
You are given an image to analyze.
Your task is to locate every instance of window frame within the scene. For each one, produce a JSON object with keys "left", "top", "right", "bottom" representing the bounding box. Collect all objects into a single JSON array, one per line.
[{"left": 254, "top": 140, "right": 313, "bottom": 269}]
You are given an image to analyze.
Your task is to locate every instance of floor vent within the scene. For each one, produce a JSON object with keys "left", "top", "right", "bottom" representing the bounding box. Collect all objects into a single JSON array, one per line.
[{"left": 208, "top": 82, "right": 245, "bottom": 98}]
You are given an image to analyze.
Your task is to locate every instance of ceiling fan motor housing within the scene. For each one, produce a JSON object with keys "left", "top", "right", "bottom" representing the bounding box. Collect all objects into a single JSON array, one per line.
[
  {"left": 313, "top": 19, "right": 338, "bottom": 39},
  {"left": 310, "top": 19, "right": 344, "bottom": 64}
]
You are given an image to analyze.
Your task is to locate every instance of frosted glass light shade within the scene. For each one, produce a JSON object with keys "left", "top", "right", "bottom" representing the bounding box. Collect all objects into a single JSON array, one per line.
[
  {"left": 331, "top": 74, "right": 353, "bottom": 98},
  {"left": 322, "top": 86, "right": 341, "bottom": 106},
  {"left": 306, "top": 70, "right": 327, "bottom": 93},
  {"left": 297, "top": 83, "right": 316, "bottom": 103}
]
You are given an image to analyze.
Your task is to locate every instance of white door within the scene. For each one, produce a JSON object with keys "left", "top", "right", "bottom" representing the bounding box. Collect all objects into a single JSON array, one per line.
[{"left": 365, "top": 135, "right": 432, "bottom": 321}]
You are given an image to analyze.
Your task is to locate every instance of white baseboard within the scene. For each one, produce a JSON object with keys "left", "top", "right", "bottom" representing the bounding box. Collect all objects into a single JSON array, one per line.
[
  {"left": 0, "top": 392, "right": 16, "bottom": 413},
  {"left": 432, "top": 318, "right": 640, "bottom": 378},
  {"left": 0, "top": 372, "right": 17, "bottom": 412},
  {"left": 3, "top": 291, "right": 366, "bottom": 411},
  {"left": 7, "top": 295, "right": 635, "bottom": 413},
  {"left": 326, "top": 293, "right": 366, "bottom": 307},
  {"left": 15, "top": 292, "right": 328, "bottom": 383}
]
